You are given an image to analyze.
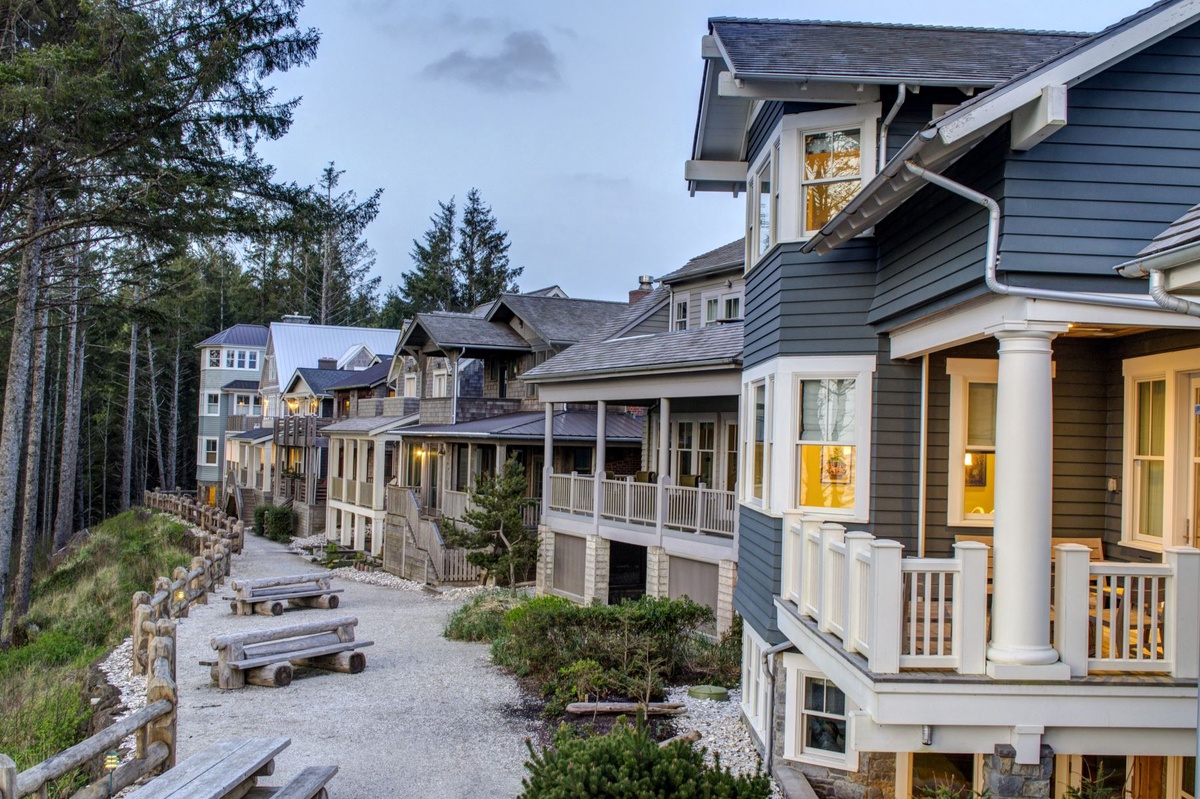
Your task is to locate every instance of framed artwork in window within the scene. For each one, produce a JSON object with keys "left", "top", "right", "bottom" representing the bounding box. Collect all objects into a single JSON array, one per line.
[{"left": 820, "top": 446, "right": 852, "bottom": 486}]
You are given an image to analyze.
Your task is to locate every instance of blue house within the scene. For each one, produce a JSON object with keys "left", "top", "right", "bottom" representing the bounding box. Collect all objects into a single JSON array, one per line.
[{"left": 687, "top": 3, "right": 1200, "bottom": 798}]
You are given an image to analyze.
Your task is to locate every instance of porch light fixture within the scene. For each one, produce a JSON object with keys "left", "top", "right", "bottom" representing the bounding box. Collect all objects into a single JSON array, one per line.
[
  {"left": 285, "top": 397, "right": 299, "bottom": 413},
  {"left": 105, "top": 750, "right": 119, "bottom": 794},
  {"left": 174, "top": 587, "right": 186, "bottom": 603},
  {"left": 921, "top": 725, "right": 933, "bottom": 746}
]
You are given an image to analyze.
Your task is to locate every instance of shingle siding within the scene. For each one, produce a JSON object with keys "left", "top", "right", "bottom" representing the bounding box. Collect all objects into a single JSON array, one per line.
[{"left": 734, "top": 506, "right": 786, "bottom": 645}]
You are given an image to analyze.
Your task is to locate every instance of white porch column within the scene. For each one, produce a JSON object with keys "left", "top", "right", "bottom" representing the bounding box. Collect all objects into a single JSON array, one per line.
[
  {"left": 542, "top": 402, "right": 554, "bottom": 523},
  {"left": 594, "top": 401, "right": 607, "bottom": 530},
  {"left": 372, "top": 440, "right": 385, "bottom": 510},
  {"left": 986, "top": 323, "right": 1069, "bottom": 679},
  {"left": 657, "top": 398, "right": 671, "bottom": 479}
]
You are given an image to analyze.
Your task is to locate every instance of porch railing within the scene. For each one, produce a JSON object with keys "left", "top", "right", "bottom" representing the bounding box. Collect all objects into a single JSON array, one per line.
[
  {"left": 443, "top": 489, "right": 469, "bottom": 521},
  {"left": 785, "top": 519, "right": 1200, "bottom": 679},
  {"left": 549, "top": 472, "right": 736, "bottom": 539}
]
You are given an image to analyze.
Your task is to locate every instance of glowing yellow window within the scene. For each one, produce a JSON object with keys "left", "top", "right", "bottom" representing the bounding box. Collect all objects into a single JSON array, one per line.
[
  {"left": 962, "top": 382, "right": 997, "bottom": 520},
  {"left": 803, "top": 129, "right": 862, "bottom": 234},
  {"left": 797, "top": 379, "right": 856, "bottom": 511}
]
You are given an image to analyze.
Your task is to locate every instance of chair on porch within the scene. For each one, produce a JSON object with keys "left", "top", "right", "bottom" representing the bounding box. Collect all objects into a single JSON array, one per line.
[
  {"left": 634, "top": 470, "right": 656, "bottom": 483},
  {"left": 678, "top": 474, "right": 699, "bottom": 488}
]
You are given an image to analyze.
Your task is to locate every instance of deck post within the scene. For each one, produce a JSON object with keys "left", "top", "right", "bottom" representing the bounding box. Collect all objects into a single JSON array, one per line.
[
  {"left": 1052, "top": 544, "right": 1092, "bottom": 677},
  {"left": 956, "top": 540, "right": 991, "bottom": 675},
  {"left": 843, "top": 532, "right": 874, "bottom": 653},
  {"left": 817, "top": 522, "right": 845, "bottom": 634},
  {"left": 542, "top": 402, "right": 553, "bottom": 524},
  {"left": 594, "top": 400, "right": 606, "bottom": 533},
  {"left": 985, "top": 324, "right": 1068, "bottom": 678},
  {"left": 867, "top": 539, "right": 903, "bottom": 674},
  {"left": 1165, "top": 546, "right": 1200, "bottom": 679}
]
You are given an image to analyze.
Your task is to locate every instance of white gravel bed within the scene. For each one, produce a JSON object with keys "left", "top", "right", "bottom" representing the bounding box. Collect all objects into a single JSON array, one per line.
[
  {"left": 96, "top": 637, "right": 146, "bottom": 765},
  {"left": 667, "top": 686, "right": 780, "bottom": 796},
  {"left": 288, "top": 533, "right": 327, "bottom": 551}
]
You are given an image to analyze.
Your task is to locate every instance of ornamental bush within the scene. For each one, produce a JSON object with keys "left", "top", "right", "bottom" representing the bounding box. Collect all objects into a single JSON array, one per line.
[
  {"left": 259, "top": 505, "right": 293, "bottom": 542},
  {"left": 252, "top": 504, "right": 268, "bottom": 536},
  {"left": 519, "top": 720, "right": 771, "bottom": 799}
]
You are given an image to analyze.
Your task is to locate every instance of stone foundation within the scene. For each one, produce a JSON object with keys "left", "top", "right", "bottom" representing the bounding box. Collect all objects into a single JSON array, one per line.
[
  {"left": 646, "top": 546, "right": 669, "bottom": 597},
  {"left": 983, "top": 745, "right": 1053, "bottom": 799},
  {"left": 717, "top": 559, "right": 737, "bottom": 635},
  {"left": 536, "top": 524, "right": 554, "bottom": 593},
  {"left": 583, "top": 535, "right": 609, "bottom": 604}
]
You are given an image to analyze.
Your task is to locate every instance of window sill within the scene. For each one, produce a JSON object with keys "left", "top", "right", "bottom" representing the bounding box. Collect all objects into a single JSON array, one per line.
[
  {"left": 790, "top": 507, "right": 868, "bottom": 525},
  {"left": 1117, "top": 538, "right": 1163, "bottom": 553},
  {"left": 949, "top": 518, "right": 995, "bottom": 529},
  {"left": 782, "top": 751, "right": 856, "bottom": 772}
]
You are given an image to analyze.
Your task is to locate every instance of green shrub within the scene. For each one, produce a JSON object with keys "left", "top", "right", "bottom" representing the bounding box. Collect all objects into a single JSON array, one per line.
[
  {"left": 259, "top": 505, "right": 293, "bottom": 542},
  {"left": 444, "top": 590, "right": 525, "bottom": 642},
  {"left": 520, "top": 718, "right": 770, "bottom": 799},
  {"left": 253, "top": 504, "right": 269, "bottom": 536}
]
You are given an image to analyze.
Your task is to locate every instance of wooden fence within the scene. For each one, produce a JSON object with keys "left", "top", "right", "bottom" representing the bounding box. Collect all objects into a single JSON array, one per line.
[
  {"left": 143, "top": 490, "right": 245, "bottom": 555},
  {"left": 0, "top": 498, "right": 236, "bottom": 799}
]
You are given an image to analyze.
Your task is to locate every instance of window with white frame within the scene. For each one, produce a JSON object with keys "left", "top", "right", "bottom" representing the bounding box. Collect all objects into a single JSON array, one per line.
[
  {"left": 1122, "top": 349, "right": 1200, "bottom": 549},
  {"left": 741, "top": 626, "right": 770, "bottom": 740},
  {"left": 233, "top": 394, "right": 259, "bottom": 416},
  {"left": 432, "top": 370, "right": 449, "bottom": 398},
  {"left": 748, "top": 380, "right": 768, "bottom": 503},
  {"left": 674, "top": 420, "right": 716, "bottom": 486},
  {"left": 403, "top": 374, "right": 418, "bottom": 397},
  {"left": 947, "top": 359, "right": 999, "bottom": 526},
  {"left": 797, "top": 378, "right": 858, "bottom": 514},
  {"left": 225, "top": 350, "right": 235, "bottom": 368},
  {"left": 200, "top": 438, "right": 218, "bottom": 466},
  {"left": 205, "top": 393, "right": 220, "bottom": 416},
  {"left": 248, "top": 351, "right": 258, "bottom": 370},
  {"left": 673, "top": 297, "right": 689, "bottom": 331},
  {"left": 207, "top": 349, "right": 220, "bottom": 368},
  {"left": 783, "top": 654, "right": 857, "bottom": 770},
  {"left": 236, "top": 350, "right": 246, "bottom": 369},
  {"left": 701, "top": 289, "right": 743, "bottom": 327},
  {"left": 746, "top": 105, "right": 879, "bottom": 271}
]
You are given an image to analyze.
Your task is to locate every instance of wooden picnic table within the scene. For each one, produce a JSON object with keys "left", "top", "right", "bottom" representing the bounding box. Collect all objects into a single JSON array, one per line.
[{"left": 126, "top": 738, "right": 289, "bottom": 799}]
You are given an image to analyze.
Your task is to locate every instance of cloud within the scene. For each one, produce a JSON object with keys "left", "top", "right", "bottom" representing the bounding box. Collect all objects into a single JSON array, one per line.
[{"left": 422, "top": 30, "right": 563, "bottom": 92}]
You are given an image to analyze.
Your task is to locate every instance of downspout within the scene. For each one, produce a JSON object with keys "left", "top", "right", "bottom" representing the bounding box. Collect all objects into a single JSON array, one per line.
[
  {"left": 879, "top": 84, "right": 907, "bottom": 172},
  {"left": 903, "top": 162, "right": 1160, "bottom": 311},
  {"left": 1114, "top": 257, "right": 1200, "bottom": 317},
  {"left": 761, "top": 640, "right": 795, "bottom": 770}
]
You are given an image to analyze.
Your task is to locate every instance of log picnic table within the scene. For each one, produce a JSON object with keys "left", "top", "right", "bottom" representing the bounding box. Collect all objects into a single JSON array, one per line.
[
  {"left": 124, "top": 737, "right": 337, "bottom": 799},
  {"left": 228, "top": 573, "right": 343, "bottom": 617},
  {"left": 202, "top": 616, "right": 373, "bottom": 689}
]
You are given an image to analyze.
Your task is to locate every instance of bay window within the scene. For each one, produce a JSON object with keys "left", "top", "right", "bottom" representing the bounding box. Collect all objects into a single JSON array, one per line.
[
  {"left": 802, "top": 129, "right": 863, "bottom": 234},
  {"left": 750, "top": 381, "right": 767, "bottom": 502},
  {"left": 797, "top": 378, "right": 857, "bottom": 513}
]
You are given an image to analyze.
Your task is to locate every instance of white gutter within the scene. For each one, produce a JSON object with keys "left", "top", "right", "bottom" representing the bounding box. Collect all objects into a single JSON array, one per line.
[
  {"left": 903, "top": 161, "right": 1160, "bottom": 311},
  {"left": 878, "top": 84, "right": 907, "bottom": 172},
  {"left": 761, "top": 640, "right": 795, "bottom": 768}
]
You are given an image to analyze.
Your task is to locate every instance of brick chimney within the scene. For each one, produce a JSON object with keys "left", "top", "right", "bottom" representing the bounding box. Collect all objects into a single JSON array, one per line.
[
  {"left": 628, "top": 275, "right": 654, "bottom": 305},
  {"left": 317, "top": 357, "right": 338, "bottom": 370}
]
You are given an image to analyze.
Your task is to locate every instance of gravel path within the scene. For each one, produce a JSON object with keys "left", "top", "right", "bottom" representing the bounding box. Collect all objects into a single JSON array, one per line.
[{"left": 159, "top": 532, "right": 533, "bottom": 799}]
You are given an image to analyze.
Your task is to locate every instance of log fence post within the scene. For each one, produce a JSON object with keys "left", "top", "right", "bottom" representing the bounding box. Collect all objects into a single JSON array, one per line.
[
  {"left": 1, "top": 753, "right": 15, "bottom": 799},
  {"left": 132, "top": 599, "right": 151, "bottom": 676},
  {"left": 146, "top": 636, "right": 178, "bottom": 771}
]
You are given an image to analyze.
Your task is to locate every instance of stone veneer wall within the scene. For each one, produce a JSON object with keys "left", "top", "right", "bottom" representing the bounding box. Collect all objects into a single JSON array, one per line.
[
  {"left": 717, "top": 559, "right": 737, "bottom": 636},
  {"left": 983, "top": 746, "right": 1053, "bottom": 799},
  {"left": 583, "top": 535, "right": 610, "bottom": 604},
  {"left": 770, "top": 659, "right": 897, "bottom": 799},
  {"left": 646, "top": 546, "right": 670, "bottom": 598},
  {"left": 536, "top": 524, "right": 554, "bottom": 593}
]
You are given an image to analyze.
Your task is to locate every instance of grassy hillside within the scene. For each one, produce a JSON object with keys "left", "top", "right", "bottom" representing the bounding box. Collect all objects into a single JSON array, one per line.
[{"left": 0, "top": 510, "right": 193, "bottom": 792}]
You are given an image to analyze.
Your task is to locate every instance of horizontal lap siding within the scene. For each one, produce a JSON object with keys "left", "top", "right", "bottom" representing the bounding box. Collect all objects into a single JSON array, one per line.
[
  {"left": 735, "top": 506, "right": 786, "bottom": 644},
  {"left": 1001, "top": 24, "right": 1200, "bottom": 277},
  {"left": 871, "top": 347, "right": 921, "bottom": 549}
]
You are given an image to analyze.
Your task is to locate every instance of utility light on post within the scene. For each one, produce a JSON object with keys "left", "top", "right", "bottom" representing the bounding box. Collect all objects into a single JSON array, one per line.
[
  {"left": 105, "top": 750, "right": 119, "bottom": 795},
  {"left": 174, "top": 587, "right": 186, "bottom": 603}
]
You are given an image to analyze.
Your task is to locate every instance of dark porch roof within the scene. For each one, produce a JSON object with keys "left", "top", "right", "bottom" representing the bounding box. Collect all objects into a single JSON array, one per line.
[
  {"left": 401, "top": 312, "right": 530, "bottom": 354},
  {"left": 221, "top": 379, "right": 259, "bottom": 392},
  {"left": 487, "top": 294, "right": 626, "bottom": 346},
  {"left": 523, "top": 323, "right": 743, "bottom": 382},
  {"left": 326, "top": 361, "right": 391, "bottom": 391},
  {"left": 1139, "top": 203, "right": 1200, "bottom": 258},
  {"left": 401, "top": 410, "right": 643, "bottom": 443},
  {"left": 231, "top": 427, "right": 272, "bottom": 442}
]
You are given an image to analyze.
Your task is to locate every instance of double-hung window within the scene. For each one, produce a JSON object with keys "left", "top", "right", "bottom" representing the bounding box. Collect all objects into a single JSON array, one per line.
[
  {"left": 208, "top": 349, "right": 220, "bottom": 368},
  {"left": 248, "top": 351, "right": 258, "bottom": 371},
  {"left": 432, "top": 370, "right": 449, "bottom": 398},
  {"left": 947, "top": 360, "right": 1000, "bottom": 526},
  {"left": 748, "top": 381, "right": 768, "bottom": 503},
  {"left": 205, "top": 393, "right": 220, "bottom": 416},
  {"left": 236, "top": 350, "right": 246, "bottom": 369},
  {"left": 674, "top": 420, "right": 716, "bottom": 487},
  {"left": 225, "top": 350, "right": 235, "bottom": 368},
  {"left": 673, "top": 297, "right": 689, "bottom": 331},
  {"left": 783, "top": 653, "right": 857, "bottom": 770},
  {"left": 802, "top": 129, "right": 863, "bottom": 234},
  {"left": 749, "top": 147, "right": 778, "bottom": 263},
  {"left": 404, "top": 374, "right": 418, "bottom": 397},
  {"left": 797, "top": 378, "right": 858, "bottom": 513},
  {"left": 701, "top": 289, "right": 744, "bottom": 327},
  {"left": 199, "top": 438, "right": 218, "bottom": 466}
]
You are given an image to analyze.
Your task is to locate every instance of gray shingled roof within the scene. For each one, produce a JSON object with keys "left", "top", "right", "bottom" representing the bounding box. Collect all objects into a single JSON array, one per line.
[
  {"left": 525, "top": 323, "right": 743, "bottom": 381},
  {"left": 197, "top": 323, "right": 269, "bottom": 348},
  {"left": 231, "top": 427, "right": 272, "bottom": 442},
  {"left": 221, "top": 379, "right": 260, "bottom": 392},
  {"left": 405, "top": 312, "right": 530, "bottom": 352},
  {"left": 325, "top": 362, "right": 391, "bottom": 392},
  {"left": 289, "top": 368, "right": 347, "bottom": 397},
  {"left": 657, "top": 239, "right": 745, "bottom": 285},
  {"left": 710, "top": 18, "right": 1087, "bottom": 85},
  {"left": 1139, "top": 203, "right": 1200, "bottom": 258},
  {"left": 323, "top": 414, "right": 417, "bottom": 434},
  {"left": 402, "top": 410, "right": 643, "bottom": 442},
  {"left": 489, "top": 295, "right": 627, "bottom": 345}
]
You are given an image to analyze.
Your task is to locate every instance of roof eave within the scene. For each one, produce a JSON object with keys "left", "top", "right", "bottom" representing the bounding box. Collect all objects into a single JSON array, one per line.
[{"left": 525, "top": 356, "right": 742, "bottom": 384}]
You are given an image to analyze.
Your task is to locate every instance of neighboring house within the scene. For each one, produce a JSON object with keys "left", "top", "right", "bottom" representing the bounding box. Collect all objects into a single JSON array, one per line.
[
  {"left": 685, "top": 5, "right": 1200, "bottom": 799},
  {"left": 523, "top": 244, "right": 745, "bottom": 632},
  {"left": 224, "top": 319, "right": 401, "bottom": 535},
  {"left": 195, "top": 323, "right": 268, "bottom": 505}
]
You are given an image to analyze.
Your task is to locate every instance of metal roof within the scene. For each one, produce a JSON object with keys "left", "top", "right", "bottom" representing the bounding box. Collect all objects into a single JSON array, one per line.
[
  {"left": 266, "top": 322, "right": 401, "bottom": 392},
  {"left": 524, "top": 323, "right": 743, "bottom": 382},
  {"left": 402, "top": 410, "right": 643, "bottom": 442},
  {"left": 231, "top": 427, "right": 272, "bottom": 442},
  {"left": 487, "top": 295, "right": 627, "bottom": 345},
  {"left": 196, "top": 324, "right": 269, "bottom": 349},
  {"left": 323, "top": 414, "right": 419, "bottom": 436},
  {"left": 221, "top": 379, "right": 260, "bottom": 392},
  {"left": 657, "top": 239, "right": 745, "bottom": 284},
  {"left": 709, "top": 18, "right": 1086, "bottom": 85}
]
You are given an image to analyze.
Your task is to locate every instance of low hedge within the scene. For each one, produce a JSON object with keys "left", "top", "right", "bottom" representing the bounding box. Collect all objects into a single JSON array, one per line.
[{"left": 254, "top": 504, "right": 293, "bottom": 543}]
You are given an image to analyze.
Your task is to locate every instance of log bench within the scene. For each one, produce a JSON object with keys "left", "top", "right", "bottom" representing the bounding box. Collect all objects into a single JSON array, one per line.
[
  {"left": 123, "top": 737, "right": 336, "bottom": 799},
  {"left": 204, "top": 616, "right": 372, "bottom": 689},
  {"left": 229, "top": 573, "right": 343, "bottom": 617}
]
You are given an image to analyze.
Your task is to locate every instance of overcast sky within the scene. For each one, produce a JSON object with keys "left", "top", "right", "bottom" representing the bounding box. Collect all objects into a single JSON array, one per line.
[{"left": 257, "top": 0, "right": 1148, "bottom": 302}]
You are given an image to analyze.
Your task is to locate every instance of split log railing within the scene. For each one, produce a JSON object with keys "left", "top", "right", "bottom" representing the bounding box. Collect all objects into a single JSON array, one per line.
[{"left": 144, "top": 489, "right": 245, "bottom": 555}]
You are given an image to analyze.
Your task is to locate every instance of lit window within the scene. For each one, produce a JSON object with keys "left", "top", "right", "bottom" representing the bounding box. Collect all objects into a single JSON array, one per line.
[
  {"left": 208, "top": 349, "right": 220, "bottom": 368},
  {"left": 751, "top": 382, "right": 766, "bottom": 502},
  {"left": 1134, "top": 377, "right": 1167, "bottom": 542},
  {"left": 797, "top": 378, "right": 856, "bottom": 512},
  {"left": 947, "top": 360, "right": 1000, "bottom": 527},
  {"left": 205, "top": 393, "right": 220, "bottom": 415},
  {"left": 234, "top": 394, "right": 251, "bottom": 415},
  {"left": 803, "top": 129, "right": 862, "bottom": 234},
  {"left": 404, "top": 374, "right": 417, "bottom": 397},
  {"left": 432, "top": 370, "right": 449, "bottom": 397}
]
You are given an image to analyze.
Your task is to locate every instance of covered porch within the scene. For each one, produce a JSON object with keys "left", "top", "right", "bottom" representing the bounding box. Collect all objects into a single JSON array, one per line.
[{"left": 324, "top": 415, "right": 413, "bottom": 556}]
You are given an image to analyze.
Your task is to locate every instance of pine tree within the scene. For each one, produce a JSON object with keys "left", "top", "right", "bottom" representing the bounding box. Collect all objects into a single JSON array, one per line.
[
  {"left": 400, "top": 198, "right": 460, "bottom": 315},
  {"left": 442, "top": 458, "right": 537, "bottom": 586},
  {"left": 457, "top": 188, "right": 522, "bottom": 309}
]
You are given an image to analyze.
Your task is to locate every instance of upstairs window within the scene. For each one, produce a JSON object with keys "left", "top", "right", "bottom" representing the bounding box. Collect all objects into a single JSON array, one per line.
[
  {"left": 205, "top": 393, "right": 220, "bottom": 416},
  {"left": 797, "top": 378, "right": 857, "bottom": 512},
  {"left": 702, "top": 290, "right": 743, "bottom": 326},
  {"left": 207, "top": 349, "right": 220, "bottom": 368},
  {"left": 749, "top": 149, "right": 777, "bottom": 262},
  {"left": 225, "top": 350, "right": 235, "bottom": 368},
  {"left": 802, "top": 129, "right": 862, "bottom": 234},
  {"left": 404, "top": 374, "right": 418, "bottom": 397},
  {"left": 432, "top": 370, "right": 449, "bottom": 397},
  {"left": 673, "top": 297, "right": 689, "bottom": 331},
  {"left": 248, "top": 351, "right": 258, "bottom": 370},
  {"left": 236, "top": 350, "right": 246, "bottom": 369}
]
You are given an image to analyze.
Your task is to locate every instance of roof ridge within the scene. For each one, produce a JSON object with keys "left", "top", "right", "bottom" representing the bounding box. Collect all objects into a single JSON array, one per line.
[
  {"left": 708, "top": 16, "right": 1090, "bottom": 37},
  {"left": 501, "top": 293, "right": 626, "bottom": 305}
]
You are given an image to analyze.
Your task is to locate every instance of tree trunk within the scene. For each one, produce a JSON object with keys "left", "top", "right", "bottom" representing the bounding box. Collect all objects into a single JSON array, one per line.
[
  {"left": 15, "top": 291, "right": 51, "bottom": 618},
  {"left": 0, "top": 186, "right": 47, "bottom": 634},
  {"left": 120, "top": 317, "right": 138, "bottom": 511},
  {"left": 146, "top": 328, "right": 165, "bottom": 489},
  {"left": 53, "top": 262, "right": 83, "bottom": 549},
  {"left": 42, "top": 311, "right": 63, "bottom": 538},
  {"left": 166, "top": 330, "right": 179, "bottom": 489}
]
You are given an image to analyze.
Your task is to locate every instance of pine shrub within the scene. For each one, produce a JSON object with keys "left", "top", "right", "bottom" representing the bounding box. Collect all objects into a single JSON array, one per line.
[
  {"left": 259, "top": 505, "right": 293, "bottom": 542},
  {"left": 520, "top": 719, "right": 771, "bottom": 799},
  {"left": 252, "top": 504, "right": 268, "bottom": 536}
]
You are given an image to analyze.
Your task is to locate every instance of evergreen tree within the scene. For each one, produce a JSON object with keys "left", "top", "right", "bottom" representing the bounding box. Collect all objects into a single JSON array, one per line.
[
  {"left": 399, "top": 198, "right": 459, "bottom": 315},
  {"left": 443, "top": 458, "right": 537, "bottom": 586},
  {"left": 457, "top": 188, "right": 522, "bottom": 309}
]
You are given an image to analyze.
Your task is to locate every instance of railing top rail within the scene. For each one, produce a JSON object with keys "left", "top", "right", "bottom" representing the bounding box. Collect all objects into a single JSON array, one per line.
[
  {"left": 901, "top": 557, "right": 962, "bottom": 573},
  {"left": 853, "top": 549, "right": 873, "bottom": 565},
  {"left": 1089, "top": 562, "right": 1173, "bottom": 576}
]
